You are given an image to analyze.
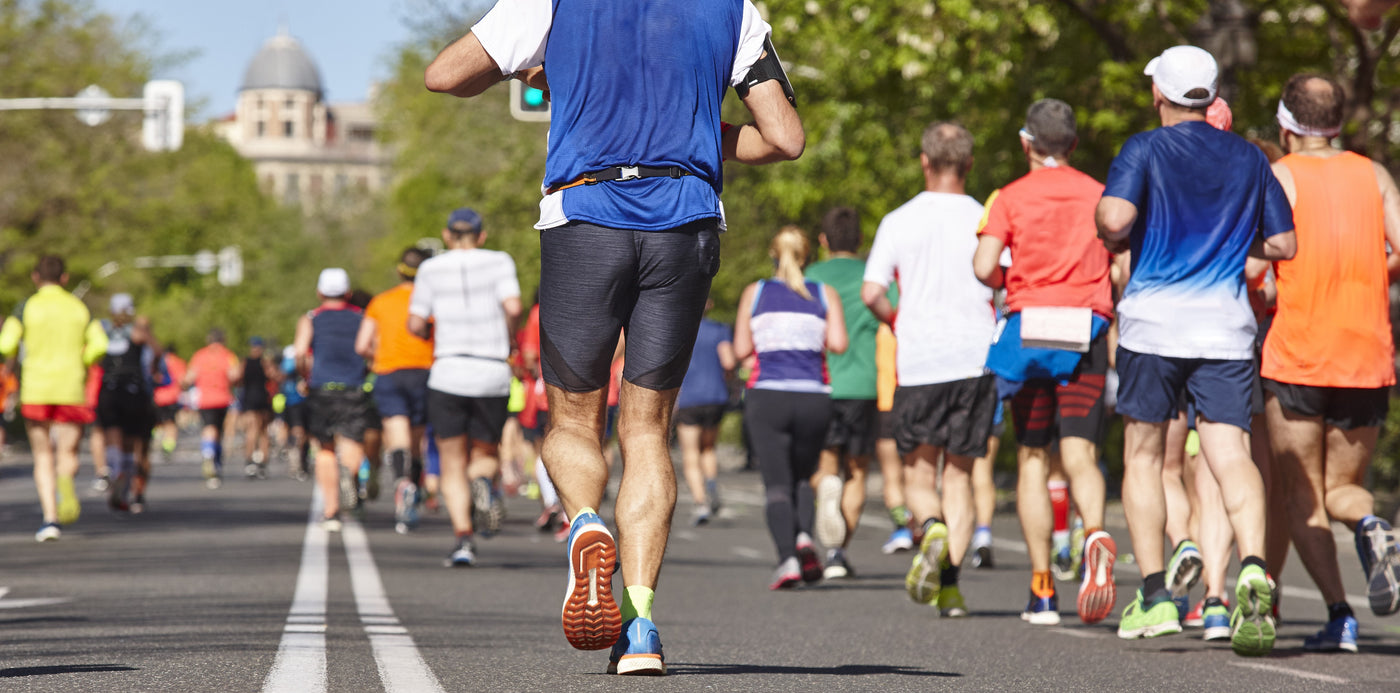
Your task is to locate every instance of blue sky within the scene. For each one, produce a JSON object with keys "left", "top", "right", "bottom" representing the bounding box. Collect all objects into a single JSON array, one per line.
[{"left": 94, "top": 0, "right": 425, "bottom": 118}]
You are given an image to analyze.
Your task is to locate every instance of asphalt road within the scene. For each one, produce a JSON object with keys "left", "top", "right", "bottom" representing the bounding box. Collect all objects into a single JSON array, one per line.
[{"left": 0, "top": 440, "right": 1397, "bottom": 692}]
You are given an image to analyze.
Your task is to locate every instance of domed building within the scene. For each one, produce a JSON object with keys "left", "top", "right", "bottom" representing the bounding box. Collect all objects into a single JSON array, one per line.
[{"left": 214, "top": 29, "right": 391, "bottom": 206}]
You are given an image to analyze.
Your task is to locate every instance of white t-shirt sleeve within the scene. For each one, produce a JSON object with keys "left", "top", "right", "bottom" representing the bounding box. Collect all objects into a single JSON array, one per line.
[
  {"left": 472, "top": 0, "right": 553, "bottom": 74},
  {"left": 408, "top": 268, "right": 434, "bottom": 319},
  {"left": 730, "top": 1, "right": 772, "bottom": 87},
  {"left": 495, "top": 256, "right": 522, "bottom": 303},
  {"left": 863, "top": 219, "right": 897, "bottom": 288}
]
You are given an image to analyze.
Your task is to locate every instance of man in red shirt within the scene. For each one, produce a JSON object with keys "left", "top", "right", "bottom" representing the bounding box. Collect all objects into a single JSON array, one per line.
[{"left": 973, "top": 99, "right": 1117, "bottom": 628}]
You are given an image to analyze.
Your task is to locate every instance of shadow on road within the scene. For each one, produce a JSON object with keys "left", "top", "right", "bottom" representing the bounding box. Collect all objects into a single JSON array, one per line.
[
  {"left": 0, "top": 664, "right": 138, "bottom": 678},
  {"left": 664, "top": 663, "right": 961, "bottom": 677}
]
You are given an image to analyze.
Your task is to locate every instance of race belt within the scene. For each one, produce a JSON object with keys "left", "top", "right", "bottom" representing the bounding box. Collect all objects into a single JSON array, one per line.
[{"left": 545, "top": 165, "right": 692, "bottom": 195}]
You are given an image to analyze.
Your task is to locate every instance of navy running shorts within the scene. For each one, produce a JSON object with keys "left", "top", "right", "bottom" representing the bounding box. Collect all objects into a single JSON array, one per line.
[
  {"left": 1115, "top": 347, "right": 1254, "bottom": 431},
  {"left": 373, "top": 369, "right": 430, "bottom": 425}
]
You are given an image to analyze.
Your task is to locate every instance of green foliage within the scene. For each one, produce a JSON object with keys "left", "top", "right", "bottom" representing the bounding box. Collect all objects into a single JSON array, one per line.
[{"left": 0, "top": 0, "right": 338, "bottom": 355}]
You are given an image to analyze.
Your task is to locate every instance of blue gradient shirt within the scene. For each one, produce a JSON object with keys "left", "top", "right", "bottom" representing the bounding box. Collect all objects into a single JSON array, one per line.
[{"left": 1103, "top": 121, "right": 1293, "bottom": 360}]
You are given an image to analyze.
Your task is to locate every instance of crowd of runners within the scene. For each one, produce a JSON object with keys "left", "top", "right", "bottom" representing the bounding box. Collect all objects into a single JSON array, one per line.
[{"left": 4, "top": 0, "right": 1400, "bottom": 678}]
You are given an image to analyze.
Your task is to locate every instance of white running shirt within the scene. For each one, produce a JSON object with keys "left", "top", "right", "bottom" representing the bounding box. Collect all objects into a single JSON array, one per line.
[
  {"left": 408, "top": 248, "right": 521, "bottom": 397},
  {"left": 864, "top": 192, "right": 996, "bottom": 386}
]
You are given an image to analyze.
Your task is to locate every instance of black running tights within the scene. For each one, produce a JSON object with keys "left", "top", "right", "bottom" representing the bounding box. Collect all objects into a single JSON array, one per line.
[{"left": 744, "top": 388, "right": 832, "bottom": 562}]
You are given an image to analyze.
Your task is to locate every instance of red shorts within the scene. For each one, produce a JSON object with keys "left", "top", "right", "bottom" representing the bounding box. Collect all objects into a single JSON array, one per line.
[{"left": 22, "top": 404, "right": 94, "bottom": 425}]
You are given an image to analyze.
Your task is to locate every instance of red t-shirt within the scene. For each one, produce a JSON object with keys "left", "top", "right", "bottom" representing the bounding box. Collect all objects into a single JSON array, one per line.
[
  {"left": 978, "top": 166, "right": 1113, "bottom": 318},
  {"left": 189, "top": 343, "right": 238, "bottom": 409}
]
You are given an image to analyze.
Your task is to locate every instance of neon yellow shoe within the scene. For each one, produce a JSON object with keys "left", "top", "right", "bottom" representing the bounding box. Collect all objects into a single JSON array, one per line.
[
  {"left": 1231, "top": 565, "right": 1276, "bottom": 657},
  {"left": 938, "top": 584, "right": 968, "bottom": 618},
  {"left": 1117, "top": 590, "right": 1182, "bottom": 639},
  {"left": 56, "top": 476, "right": 80, "bottom": 526},
  {"left": 905, "top": 521, "right": 948, "bottom": 604}
]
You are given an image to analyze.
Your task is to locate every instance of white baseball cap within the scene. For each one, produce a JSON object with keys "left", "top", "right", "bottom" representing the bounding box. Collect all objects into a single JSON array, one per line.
[
  {"left": 1144, "top": 46, "right": 1219, "bottom": 109},
  {"left": 109, "top": 293, "right": 134, "bottom": 315},
  {"left": 316, "top": 268, "right": 350, "bottom": 297}
]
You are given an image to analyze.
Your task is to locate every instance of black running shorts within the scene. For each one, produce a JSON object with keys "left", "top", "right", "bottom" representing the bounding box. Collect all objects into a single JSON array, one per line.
[
  {"left": 1262, "top": 379, "right": 1389, "bottom": 430},
  {"left": 891, "top": 375, "right": 997, "bottom": 457},
  {"left": 539, "top": 220, "right": 721, "bottom": 393},
  {"left": 675, "top": 404, "right": 726, "bottom": 429},
  {"left": 823, "top": 398, "right": 877, "bottom": 458},
  {"left": 97, "top": 387, "right": 156, "bottom": 437},
  {"left": 426, "top": 389, "right": 509, "bottom": 443},
  {"left": 308, "top": 388, "right": 370, "bottom": 444}
]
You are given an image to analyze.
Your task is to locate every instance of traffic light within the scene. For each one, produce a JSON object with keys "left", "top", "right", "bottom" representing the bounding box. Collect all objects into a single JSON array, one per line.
[{"left": 509, "top": 80, "right": 550, "bottom": 122}]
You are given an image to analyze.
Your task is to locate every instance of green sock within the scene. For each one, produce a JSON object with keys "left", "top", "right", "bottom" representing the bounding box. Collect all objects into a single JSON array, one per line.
[
  {"left": 577, "top": 506, "right": 596, "bottom": 519},
  {"left": 620, "top": 585, "right": 654, "bottom": 622},
  {"left": 889, "top": 505, "right": 910, "bottom": 528}
]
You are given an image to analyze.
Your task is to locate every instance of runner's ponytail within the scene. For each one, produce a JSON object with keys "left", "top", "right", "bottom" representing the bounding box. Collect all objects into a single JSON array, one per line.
[{"left": 770, "top": 226, "right": 812, "bottom": 300}]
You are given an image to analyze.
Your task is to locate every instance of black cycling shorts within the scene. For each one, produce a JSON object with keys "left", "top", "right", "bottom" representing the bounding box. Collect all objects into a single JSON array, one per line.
[{"left": 539, "top": 220, "right": 720, "bottom": 393}]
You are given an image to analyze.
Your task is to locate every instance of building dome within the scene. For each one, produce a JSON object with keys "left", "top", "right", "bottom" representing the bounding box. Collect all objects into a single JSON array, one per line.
[{"left": 240, "top": 30, "right": 323, "bottom": 96}]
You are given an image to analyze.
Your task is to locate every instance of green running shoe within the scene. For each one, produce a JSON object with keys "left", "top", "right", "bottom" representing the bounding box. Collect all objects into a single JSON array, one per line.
[
  {"left": 906, "top": 521, "right": 948, "bottom": 604},
  {"left": 1117, "top": 590, "right": 1182, "bottom": 639},
  {"left": 56, "top": 476, "right": 80, "bottom": 526},
  {"left": 938, "top": 584, "right": 968, "bottom": 618},
  {"left": 1230, "top": 565, "right": 1276, "bottom": 657}
]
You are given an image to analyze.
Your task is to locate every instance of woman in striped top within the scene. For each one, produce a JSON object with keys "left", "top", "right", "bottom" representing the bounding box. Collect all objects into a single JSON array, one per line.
[{"left": 734, "top": 226, "right": 848, "bottom": 589}]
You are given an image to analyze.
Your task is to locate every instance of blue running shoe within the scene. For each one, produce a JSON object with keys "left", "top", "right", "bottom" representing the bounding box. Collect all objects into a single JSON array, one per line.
[
  {"left": 1174, "top": 596, "right": 1191, "bottom": 625},
  {"left": 1201, "top": 599, "right": 1232, "bottom": 641},
  {"left": 562, "top": 512, "right": 621, "bottom": 651},
  {"left": 1303, "top": 614, "right": 1358, "bottom": 653},
  {"left": 1021, "top": 589, "right": 1060, "bottom": 626},
  {"left": 882, "top": 527, "right": 914, "bottom": 554},
  {"left": 1356, "top": 516, "right": 1400, "bottom": 616},
  {"left": 607, "top": 617, "right": 665, "bottom": 676}
]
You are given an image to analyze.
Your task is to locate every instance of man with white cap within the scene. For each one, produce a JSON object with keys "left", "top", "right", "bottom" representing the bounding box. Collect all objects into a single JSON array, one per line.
[
  {"left": 294, "top": 267, "right": 370, "bottom": 531},
  {"left": 95, "top": 293, "right": 160, "bottom": 511},
  {"left": 1263, "top": 72, "right": 1400, "bottom": 651},
  {"left": 1095, "top": 45, "right": 1296, "bottom": 656}
]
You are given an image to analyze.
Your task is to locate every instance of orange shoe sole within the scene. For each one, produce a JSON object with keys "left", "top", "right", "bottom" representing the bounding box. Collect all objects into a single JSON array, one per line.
[
  {"left": 562, "top": 524, "right": 621, "bottom": 650},
  {"left": 1078, "top": 533, "right": 1117, "bottom": 625}
]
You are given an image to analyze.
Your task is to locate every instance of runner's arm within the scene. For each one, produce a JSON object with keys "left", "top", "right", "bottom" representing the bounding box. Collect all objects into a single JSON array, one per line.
[
  {"left": 82, "top": 320, "right": 108, "bottom": 367},
  {"left": 424, "top": 33, "right": 506, "bottom": 98},
  {"left": 293, "top": 314, "right": 314, "bottom": 378},
  {"left": 861, "top": 282, "right": 896, "bottom": 326},
  {"left": 0, "top": 316, "right": 21, "bottom": 359},
  {"left": 717, "top": 340, "right": 737, "bottom": 373},
  {"left": 823, "top": 284, "right": 848, "bottom": 355},
  {"left": 1372, "top": 160, "right": 1400, "bottom": 281},
  {"left": 354, "top": 315, "right": 378, "bottom": 361},
  {"left": 724, "top": 81, "right": 804, "bottom": 164},
  {"left": 972, "top": 235, "right": 1006, "bottom": 289},
  {"left": 1095, "top": 197, "right": 1137, "bottom": 253},
  {"left": 731, "top": 283, "right": 758, "bottom": 361}
]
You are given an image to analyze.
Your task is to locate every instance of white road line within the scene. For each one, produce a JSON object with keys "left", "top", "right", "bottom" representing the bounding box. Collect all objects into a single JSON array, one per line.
[
  {"left": 263, "top": 488, "right": 329, "bottom": 693},
  {"left": 342, "top": 519, "right": 446, "bottom": 693},
  {"left": 1230, "top": 661, "right": 1349, "bottom": 684},
  {"left": 1050, "top": 627, "right": 1105, "bottom": 639}
]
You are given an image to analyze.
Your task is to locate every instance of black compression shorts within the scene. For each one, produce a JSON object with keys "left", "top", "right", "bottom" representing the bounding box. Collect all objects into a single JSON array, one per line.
[{"left": 538, "top": 220, "right": 720, "bottom": 393}]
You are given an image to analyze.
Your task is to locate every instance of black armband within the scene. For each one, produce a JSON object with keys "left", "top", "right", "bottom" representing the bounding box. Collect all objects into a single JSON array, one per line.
[{"left": 734, "top": 36, "right": 795, "bottom": 106}]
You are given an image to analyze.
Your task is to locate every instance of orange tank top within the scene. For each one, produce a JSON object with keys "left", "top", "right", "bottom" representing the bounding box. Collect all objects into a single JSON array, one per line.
[{"left": 1261, "top": 152, "right": 1395, "bottom": 388}]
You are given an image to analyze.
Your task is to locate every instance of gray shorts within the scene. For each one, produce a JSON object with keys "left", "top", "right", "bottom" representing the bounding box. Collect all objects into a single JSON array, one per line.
[{"left": 539, "top": 220, "right": 721, "bottom": 392}]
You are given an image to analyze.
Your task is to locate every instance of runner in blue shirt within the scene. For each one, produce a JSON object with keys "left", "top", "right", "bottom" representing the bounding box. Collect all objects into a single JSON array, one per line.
[
  {"left": 425, "top": 0, "right": 804, "bottom": 675},
  {"left": 1095, "top": 45, "right": 1295, "bottom": 656}
]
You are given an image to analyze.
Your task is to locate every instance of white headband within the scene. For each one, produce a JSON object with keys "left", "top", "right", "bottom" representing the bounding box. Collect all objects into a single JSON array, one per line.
[{"left": 1276, "top": 100, "right": 1341, "bottom": 138}]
